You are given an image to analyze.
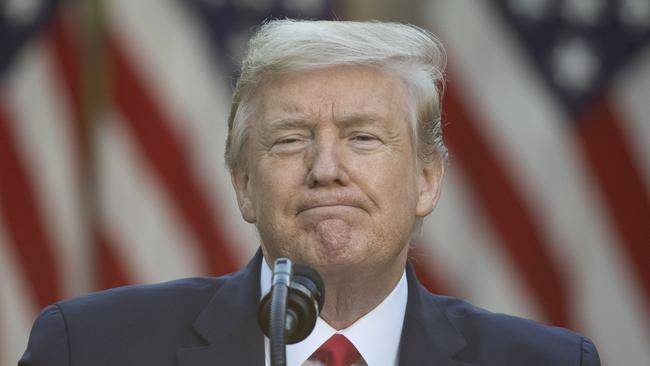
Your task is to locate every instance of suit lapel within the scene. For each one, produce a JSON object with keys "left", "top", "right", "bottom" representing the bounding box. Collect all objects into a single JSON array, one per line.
[
  {"left": 177, "top": 251, "right": 266, "bottom": 366},
  {"left": 399, "top": 263, "right": 477, "bottom": 366}
]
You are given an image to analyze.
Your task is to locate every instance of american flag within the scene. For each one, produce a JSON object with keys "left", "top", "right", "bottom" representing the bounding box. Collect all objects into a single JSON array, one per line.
[{"left": 0, "top": 0, "right": 648, "bottom": 365}]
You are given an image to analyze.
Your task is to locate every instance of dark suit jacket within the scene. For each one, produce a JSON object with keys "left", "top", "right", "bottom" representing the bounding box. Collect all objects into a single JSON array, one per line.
[{"left": 20, "top": 251, "right": 600, "bottom": 365}]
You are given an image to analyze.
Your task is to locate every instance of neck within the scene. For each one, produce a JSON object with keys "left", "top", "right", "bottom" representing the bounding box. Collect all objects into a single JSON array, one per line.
[{"left": 318, "top": 257, "right": 406, "bottom": 330}]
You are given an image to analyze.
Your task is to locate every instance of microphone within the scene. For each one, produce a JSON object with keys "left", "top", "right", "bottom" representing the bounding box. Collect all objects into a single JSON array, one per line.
[{"left": 258, "top": 258, "right": 325, "bottom": 366}]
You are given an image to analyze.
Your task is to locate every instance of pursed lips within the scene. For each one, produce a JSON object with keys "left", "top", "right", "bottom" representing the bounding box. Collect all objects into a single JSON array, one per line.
[
  {"left": 301, "top": 204, "right": 355, "bottom": 212},
  {"left": 296, "top": 199, "right": 366, "bottom": 214}
]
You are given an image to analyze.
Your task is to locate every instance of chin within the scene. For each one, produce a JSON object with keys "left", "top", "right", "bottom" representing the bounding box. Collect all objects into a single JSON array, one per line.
[
  {"left": 307, "top": 242, "right": 368, "bottom": 271},
  {"left": 265, "top": 225, "right": 371, "bottom": 271}
]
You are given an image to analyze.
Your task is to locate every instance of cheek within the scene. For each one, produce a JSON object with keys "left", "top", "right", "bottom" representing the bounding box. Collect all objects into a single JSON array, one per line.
[
  {"left": 382, "top": 165, "right": 420, "bottom": 215},
  {"left": 365, "top": 155, "right": 417, "bottom": 190},
  {"left": 253, "top": 162, "right": 304, "bottom": 211}
]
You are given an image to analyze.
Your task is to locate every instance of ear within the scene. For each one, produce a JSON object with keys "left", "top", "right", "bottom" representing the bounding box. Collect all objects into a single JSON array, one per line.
[
  {"left": 230, "top": 167, "right": 257, "bottom": 223},
  {"left": 415, "top": 159, "right": 444, "bottom": 217}
]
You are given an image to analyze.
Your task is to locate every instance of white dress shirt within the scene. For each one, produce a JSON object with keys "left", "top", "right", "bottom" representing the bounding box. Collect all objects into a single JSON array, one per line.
[{"left": 261, "top": 259, "right": 408, "bottom": 366}]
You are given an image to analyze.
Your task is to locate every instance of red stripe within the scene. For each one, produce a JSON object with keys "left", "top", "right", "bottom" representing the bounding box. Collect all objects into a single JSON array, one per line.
[
  {"left": 576, "top": 99, "right": 650, "bottom": 313},
  {"left": 443, "top": 84, "right": 569, "bottom": 326},
  {"left": 0, "top": 104, "right": 60, "bottom": 308},
  {"left": 46, "top": 17, "right": 85, "bottom": 158},
  {"left": 96, "top": 227, "right": 131, "bottom": 289},
  {"left": 409, "top": 244, "right": 449, "bottom": 296},
  {"left": 107, "top": 36, "right": 237, "bottom": 276}
]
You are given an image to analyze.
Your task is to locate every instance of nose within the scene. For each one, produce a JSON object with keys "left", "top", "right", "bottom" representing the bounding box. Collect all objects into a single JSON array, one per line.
[{"left": 306, "top": 134, "right": 350, "bottom": 187}]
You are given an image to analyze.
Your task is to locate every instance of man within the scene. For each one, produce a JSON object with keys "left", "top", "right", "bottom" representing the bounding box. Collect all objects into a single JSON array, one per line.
[{"left": 20, "top": 20, "right": 600, "bottom": 366}]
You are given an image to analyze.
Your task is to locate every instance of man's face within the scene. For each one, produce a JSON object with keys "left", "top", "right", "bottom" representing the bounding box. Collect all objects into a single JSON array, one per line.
[{"left": 232, "top": 65, "right": 442, "bottom": 277}]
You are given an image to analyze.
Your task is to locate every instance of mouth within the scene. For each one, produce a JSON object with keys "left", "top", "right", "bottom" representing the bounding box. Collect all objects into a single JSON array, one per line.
[
  {"left": 296, "top": 206, "right": 362, "bottom": 227},
  {"left": 296, "top": 203, "right": 367, "bottom": 223},
  {"left": 297, "top": 198, "right": 363, "bottom": 212},
  {"left": 299, "top": 204, "right": 357, "bottom": 212},
  {"left": 296, "top": 194, "right": 369, "bottom": 216}
]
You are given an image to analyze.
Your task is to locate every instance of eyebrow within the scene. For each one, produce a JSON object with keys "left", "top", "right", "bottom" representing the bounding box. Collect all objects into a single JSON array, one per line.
[
  {"left": 262, "top": 112, "right": 391, "bottom": 136},
  {"left": 264, "top": 117, "right": 313, "bottom": 132}
]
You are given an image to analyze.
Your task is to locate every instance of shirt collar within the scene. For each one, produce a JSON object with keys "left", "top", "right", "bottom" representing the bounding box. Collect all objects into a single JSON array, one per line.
[{"left": 261, "top": 258, "right": 408, "bottom": 366}]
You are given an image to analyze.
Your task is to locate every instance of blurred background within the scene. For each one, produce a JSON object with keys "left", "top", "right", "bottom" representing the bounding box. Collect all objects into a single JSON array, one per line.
[{"left": 1, "top": 0, "right": 649, "bottom": 364}]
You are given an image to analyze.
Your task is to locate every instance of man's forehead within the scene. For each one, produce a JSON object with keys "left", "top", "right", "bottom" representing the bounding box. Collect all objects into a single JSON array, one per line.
[
  {"left": 253, "top": 65, "right": 413, "bottom": 131},
  {"left": 258, "top": 94, "right": 405, "bottom": 126}
]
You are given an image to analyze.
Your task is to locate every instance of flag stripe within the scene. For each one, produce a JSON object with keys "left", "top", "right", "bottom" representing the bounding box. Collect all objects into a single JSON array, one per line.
[
  {"left": 0, "top": 219, "right": 36, "bottom": 366},
  {"left": 576, "top": 100, "right": 650, "bottom": 314},
  {"left": 409, "top": 244, "right": 448, "bottom": 296},
  {"left": 47, "top": 16, "right": 84, "bottom": 145},
  {"left": 614, "top": 48, "right": 650, "bottom": 198},
  {"left": 0, "top": 104, "right": 60, "bottom": 308},
  {"left": 444, "top": 86, "right": 569, "bottom": 325},
  {"left": 420, "top": 168, "right": 543, "bottom": 320},
  {"left": 96, "top": 226, "right": 131, "bottom": 289},
  {"left": 46, "top": 13, "right": 91, "bottom": 205},
  {"left": 108, "top": 37, "right": 237, "bottom": 275}
]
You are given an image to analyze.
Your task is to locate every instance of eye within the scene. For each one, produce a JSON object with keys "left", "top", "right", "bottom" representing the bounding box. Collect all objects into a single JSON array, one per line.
[
  {"left": 276, "top": 137, "right": 302, "bottom": 145},
  {"left": 350, "top": 133, "right": 381, "bottom": 143},
  {"left": 348, "top": 133, "right": 383, "bottom": 151},
  {"left": 273, "top": 133, "right": 309, "bottom": 145},
  {"left": 271, "top": 134, "right": 309, "bottom": 154},
  {"left": 352, "top": 134, "right": 375, "bottom": 141}
]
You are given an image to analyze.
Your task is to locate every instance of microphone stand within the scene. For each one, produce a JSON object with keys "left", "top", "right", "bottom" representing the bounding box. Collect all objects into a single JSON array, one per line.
[
  {"left": 260, "top": 258, "right": 324, "bottom": 366},
  {"left": 269, "top": 258, "right": 292, "bottom": 366}
]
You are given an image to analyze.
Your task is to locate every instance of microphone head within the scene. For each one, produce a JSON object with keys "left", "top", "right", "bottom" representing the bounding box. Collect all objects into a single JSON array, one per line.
[
  {"left": 257, "top": 262, "right": 325, "bottom": 344},
  {"left": 291, "top": 263, "right": 325, "bottom": 311}
]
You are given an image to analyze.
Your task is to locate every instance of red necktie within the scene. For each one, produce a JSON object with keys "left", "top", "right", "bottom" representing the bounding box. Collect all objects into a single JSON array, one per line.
[{"left": 311, "top": 334, "right": 361, "bottom": 366}]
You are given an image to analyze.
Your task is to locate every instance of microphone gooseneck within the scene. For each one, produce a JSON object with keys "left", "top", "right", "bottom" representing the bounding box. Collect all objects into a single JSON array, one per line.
[
  {"left": 258, "top": 258, "right": 325, "bottom": 366},
  {"left": 269, "top": 259, "right": 291, "bottom": 366}
]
